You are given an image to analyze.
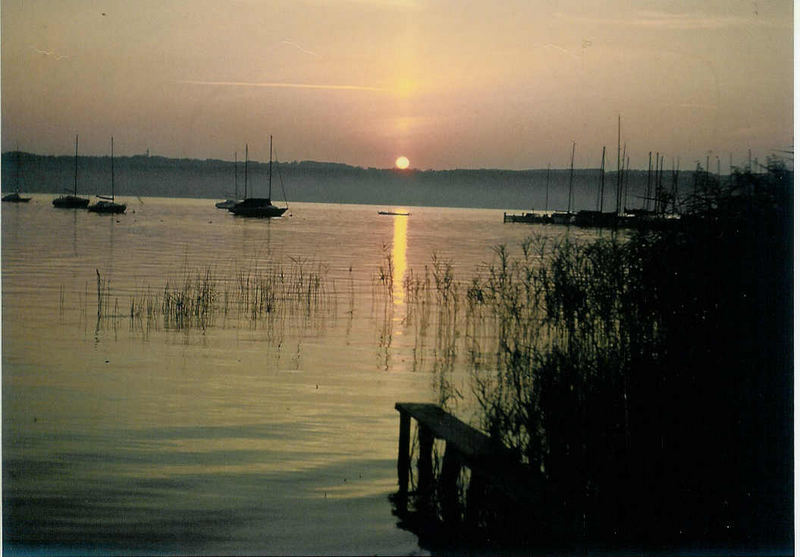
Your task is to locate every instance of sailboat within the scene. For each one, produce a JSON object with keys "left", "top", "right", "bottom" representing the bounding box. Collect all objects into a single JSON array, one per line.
[
  {"left": 215, "top": 151, "right": 240, "bottom": 209},
  {"left": 229, "top": 135, "right": 288, "bottom": 218},
  {"left": 575, "top": 146, "right": 616, "bottom": 228},
  {"left": 88, "top": 137, "right": 126, "bottom": 214},
  {"left": 2, "top": 149, "right": 31, "bottom": 203},
  {"left": 551, "top": 141, "right": 576, "bottom": 225},
  {"left": 503, "top": 164, "right": 552, "bottom": 224},
  {"left": 53, "top": 135, "right": 90, "bottom": 208}
]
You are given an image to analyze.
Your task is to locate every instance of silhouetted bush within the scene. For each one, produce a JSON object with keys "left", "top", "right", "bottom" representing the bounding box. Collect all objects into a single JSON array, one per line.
[{"left": 469, "top": 162, "right": 792, "bottom": 551}]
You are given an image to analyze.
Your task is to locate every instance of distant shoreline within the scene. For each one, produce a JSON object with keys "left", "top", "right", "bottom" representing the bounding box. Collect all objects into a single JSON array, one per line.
[
  {"left": 0, "top": 151, "right": 763, "bottom": 212},
  {"left": 1, "top": 149, "right": 745, "bottom": 174}
]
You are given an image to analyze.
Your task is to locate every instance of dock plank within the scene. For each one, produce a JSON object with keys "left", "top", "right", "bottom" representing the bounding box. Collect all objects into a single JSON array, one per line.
[
  {"left": 395, "top": 402, "right": 495, "bottom": 459},
  {"left": 395, "top": 402, "right": 548, "bottom": 507}
]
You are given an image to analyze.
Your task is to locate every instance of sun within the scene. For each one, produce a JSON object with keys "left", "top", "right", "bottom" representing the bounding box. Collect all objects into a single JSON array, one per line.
[{"left": 395, "top": 156, "right": 410, "bottom": 170}]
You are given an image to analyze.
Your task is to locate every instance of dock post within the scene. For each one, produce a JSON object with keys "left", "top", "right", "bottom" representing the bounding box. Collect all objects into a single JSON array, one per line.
[
  {"left": 417, "top": 424, "right": 434, "bottom": 496},
  {"left": 397, "top": 411, "right": 411, "bottom": 496},
  {"left": 466, "top": 471, "right": 487, "bottom": 527},
  {"left": 439, "top": 442, "right": 463, "bottom": 522}
]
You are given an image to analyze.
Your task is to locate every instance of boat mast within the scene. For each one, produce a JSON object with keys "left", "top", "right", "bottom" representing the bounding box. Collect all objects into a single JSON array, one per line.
[
  {"left": 646, "top": 152, "right": 652, "bottom": 211},
  {"left": 672, "top": 158, "right": 680, "bottom": 214},
  {"left": 599, "top": 146, "right": 606, "bottom": 213},
  {"left": 568, "top": 141, "right": 575, "bottom": 214},
  {"left": 729, "top": 152, "right": 733, "bottom": 188},
  {"left": 660, "top": 155, "right": 665, "bottom": 214},
  {"left": 234, "top": 152, "right": 238, "bottom": 199},
  {"left": 545, "top": 163, "right": 550, "bottom": 211},
  {"left": 623, "top": 148, "right": 629, "bottom": 212},
  {"left": 244, "top": 144, "right": 248, "bottom": 198},
  {"left": 654, "top": 151, "right": 661, "bottom": 213},
  {"left": 111, "top": 136, "right": 115, "bottom": 202},
  {"left": 74, "top": 135, "right": 79, "bottom": 196},
  {"left": 616, "top": 115, "right": 621, "bottom": 215},
  {"left": 621, "top": 143, "right": 627, "bottom": 212},
  {"left": 268, "top": 135, "right": 273, "bottom": 201},
  {"left": 656, "top": 154, "right": 664, "bottom": 215}
]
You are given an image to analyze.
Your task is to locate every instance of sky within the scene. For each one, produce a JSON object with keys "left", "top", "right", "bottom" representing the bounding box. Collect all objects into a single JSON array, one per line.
[{"left": 1, "top": 0, "right": 794, "bottom": 170}]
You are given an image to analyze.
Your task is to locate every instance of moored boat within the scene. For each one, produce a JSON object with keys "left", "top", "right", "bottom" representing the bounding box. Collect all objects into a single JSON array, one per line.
[
  {"left": 53, "top": 194, "right": 89, "bottom": 208},
  {"left": 88, "top": 196, "right": 126, "bottom": 214},
  {"left": 503, "top": 211, "right": 551, "bottom": 224},
  {"left": 215, "top": 199, "right": 238, "bottom": 209},
  {"left": 550, "top": 211, "right": 575, "bottom": 225},
  {"left": 229, "top": 197, "right": 287, "bottom": 217},
  {"left": 229, "top": 136, "right": 288, "bottom": 218},
  {"left": 53, "top": 135, "right": 90, "bottom": 208},
  {"left": 574, "top": 210, "right": 617, "bottom": 228},
  {"left": 3, "top": 149, "right": 31, "bottom": 202},
  {"left": 215, "top": 151, "right": 241, "bottom": 209},
  {"left": 550, "top": 142, "right": 577, "bottom": 225},
  {"left": 88, "top": 137, "right": 126, "bottom": 214},
  {"left": 2, "top": 192, "right": 31, "bottom": 203}
]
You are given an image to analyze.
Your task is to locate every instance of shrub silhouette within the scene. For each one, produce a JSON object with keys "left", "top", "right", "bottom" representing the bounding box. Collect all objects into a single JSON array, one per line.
[{"left": 469, "top": 162, "right": 793, "bottom": 550}]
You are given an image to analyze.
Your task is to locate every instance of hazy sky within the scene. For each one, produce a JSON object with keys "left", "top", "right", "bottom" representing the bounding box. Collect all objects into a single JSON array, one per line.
[{"left": 1, "top": 0, "right": 793, "bottom": 170}]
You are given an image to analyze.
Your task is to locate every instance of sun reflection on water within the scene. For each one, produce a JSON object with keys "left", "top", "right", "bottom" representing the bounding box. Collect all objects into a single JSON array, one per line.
[{"left": 391, "top": 212, "right": 408, "bottom": 307}]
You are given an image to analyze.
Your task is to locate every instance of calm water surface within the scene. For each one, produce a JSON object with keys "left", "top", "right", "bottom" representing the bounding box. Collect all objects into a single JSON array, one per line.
[{"left": 2, "top": 197, "right": 597, "bottom": 555}]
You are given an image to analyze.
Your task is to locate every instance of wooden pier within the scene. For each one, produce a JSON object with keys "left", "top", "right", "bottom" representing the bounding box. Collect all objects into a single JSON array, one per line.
[
  {"left": 394, "top": 402, "right": 548, "bottom": 528},
  {"left": 503, "top": 211, "right": 552, "bottom": 224}
]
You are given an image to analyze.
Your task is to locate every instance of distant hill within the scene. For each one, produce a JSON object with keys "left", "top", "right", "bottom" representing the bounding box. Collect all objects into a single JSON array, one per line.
[{"left": 2, "top": 151, "right": 701, "bottom": 211}]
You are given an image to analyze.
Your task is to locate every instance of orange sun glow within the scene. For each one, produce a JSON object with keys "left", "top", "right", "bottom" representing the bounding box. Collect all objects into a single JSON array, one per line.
[{"left": 395, "top": 156, "right": 410, "bottom": 169}]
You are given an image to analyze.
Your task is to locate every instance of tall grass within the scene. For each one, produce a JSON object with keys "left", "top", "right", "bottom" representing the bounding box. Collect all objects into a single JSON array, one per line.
[
  {"left": 93, "top": 257, "right": 334, "bottom": 333},
  {"left": 395, "top": 163, "right": 792, "bottom": 551}
]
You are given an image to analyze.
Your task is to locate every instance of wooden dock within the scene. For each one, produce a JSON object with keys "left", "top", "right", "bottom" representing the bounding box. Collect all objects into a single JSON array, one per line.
[{"left": 394, "top": 402, "right": 548, "bottom": 527}]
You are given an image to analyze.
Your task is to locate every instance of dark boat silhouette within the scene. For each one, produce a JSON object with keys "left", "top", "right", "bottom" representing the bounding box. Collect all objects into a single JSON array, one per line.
[
  {"left": 2, "top": 192, "right": 31, "bottom": 203},
  {"left": 229, "top": 136, "right": 288, "bottom": 218},
  {"left": 88, "top": 137, "right": 126, "bottom": 214},
  {"left": 53, "top": 135, "right": 90, "bottom": 208},
  {"left": 3, "top": 149, "right": 31, "bottom": 203},
  {"left": 215, "top": 150, "right": 241, "bottom": 209}
]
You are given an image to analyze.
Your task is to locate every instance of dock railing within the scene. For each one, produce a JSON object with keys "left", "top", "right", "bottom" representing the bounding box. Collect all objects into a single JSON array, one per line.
[{"left": 394, "top": 402, "right": 552, "bottom": 537}]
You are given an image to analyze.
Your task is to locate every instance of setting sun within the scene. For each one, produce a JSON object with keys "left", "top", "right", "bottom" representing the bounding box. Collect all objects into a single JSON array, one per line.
[{"left": 395, "top": 156, "right": 410, "bottom": 169}]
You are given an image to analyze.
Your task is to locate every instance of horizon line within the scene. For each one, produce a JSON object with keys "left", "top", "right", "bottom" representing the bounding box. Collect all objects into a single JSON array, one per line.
[{"left": 1, "top": 150, "right": 777, "bottom": 174}]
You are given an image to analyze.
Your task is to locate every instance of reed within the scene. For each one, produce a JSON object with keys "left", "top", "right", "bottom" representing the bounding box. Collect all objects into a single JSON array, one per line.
[
  {"left": 96, "top": 257, "right": 334, "bottom": 332},
  {"left": 397, "top": 163, "right": 792, "bottom": 551},
  {"left": 376, "top": 242, "right": 394, "bottom": 296},
  {"left": 95, "top": 269, "right": 115, "bottom": 319},
  {"left": 404, "top": 265, "right": 432, "bottom": 372},
  {"left": 159, "top": 268, "right": 217, "bottom": 330}
]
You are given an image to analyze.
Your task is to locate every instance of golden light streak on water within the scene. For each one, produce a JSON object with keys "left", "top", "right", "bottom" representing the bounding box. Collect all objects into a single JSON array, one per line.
[{"left": 391, "top": 213, "right": 408, "bottom": 307}]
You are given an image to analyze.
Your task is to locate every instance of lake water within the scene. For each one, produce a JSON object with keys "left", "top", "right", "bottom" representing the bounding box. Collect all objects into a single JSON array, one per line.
[{"left": 2, "top": 197, "right": 601, "bottom": 555}]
